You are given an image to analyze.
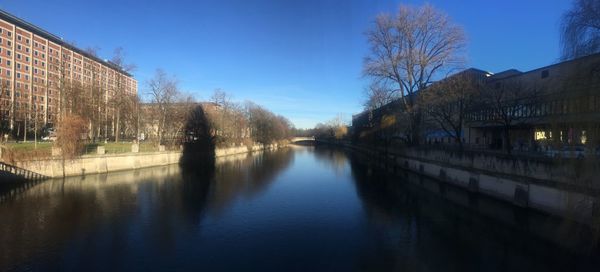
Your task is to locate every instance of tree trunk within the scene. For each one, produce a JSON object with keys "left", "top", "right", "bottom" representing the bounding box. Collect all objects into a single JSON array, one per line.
[{"left": 115, "top": 110, "right": 120, "bottom": 143}]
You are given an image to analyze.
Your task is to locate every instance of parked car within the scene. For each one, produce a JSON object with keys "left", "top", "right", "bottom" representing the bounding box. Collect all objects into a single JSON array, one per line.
[
  {"left": 545, "top": 145, "right": 586, "bottom": 159},
  {"left": 42, "top": 128, "right": 57, "bottom": 141}
]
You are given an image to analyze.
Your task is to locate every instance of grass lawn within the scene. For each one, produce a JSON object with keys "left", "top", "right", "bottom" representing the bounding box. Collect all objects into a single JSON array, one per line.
[
  {"left": 3, "top": 141, "right": 53, "bottom": 151},
  {"left": 2, "top": 141, "right": 159, "bottom": 156}
]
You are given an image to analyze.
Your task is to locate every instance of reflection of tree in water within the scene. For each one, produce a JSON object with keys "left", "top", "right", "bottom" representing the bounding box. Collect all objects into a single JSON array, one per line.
[
  {"left": 0, "top": 165, "right": 216, "bottom": 270},
  {"left": 312, "top": 146, "right": 349, "bottom": 176},
  {"left": 348, "top": 153, "right": 600, "bottom": 271},
  {"left": 207, "top": 148, "right": 294, "bottom": 213}
]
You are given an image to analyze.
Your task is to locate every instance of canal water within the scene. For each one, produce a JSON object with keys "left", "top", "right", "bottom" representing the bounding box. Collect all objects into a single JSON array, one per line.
[{"left": 0, "top": 145, "right": 599, "bottom": 271}]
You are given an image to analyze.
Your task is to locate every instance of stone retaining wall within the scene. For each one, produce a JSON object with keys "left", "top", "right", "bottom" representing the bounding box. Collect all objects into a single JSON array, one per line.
[
  {"left": 324, "top": 140, "right": 599, "bottom": 225},
  {"left": 16, "top": 143, "right": 285, "bottom": 178}
]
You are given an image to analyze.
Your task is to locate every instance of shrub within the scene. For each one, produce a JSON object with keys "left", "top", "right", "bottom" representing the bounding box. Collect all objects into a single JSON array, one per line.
[{"left": 55, "top": 115, "right": 88, "bottom": 159}]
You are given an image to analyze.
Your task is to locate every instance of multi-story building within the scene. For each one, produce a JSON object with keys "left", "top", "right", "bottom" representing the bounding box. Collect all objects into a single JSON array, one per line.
[
  {"left": 0, "top": 9, "right": 137, "bottom": 139},
  {"left": 351, "top": 52, "right": 600, "bottom": 153}
]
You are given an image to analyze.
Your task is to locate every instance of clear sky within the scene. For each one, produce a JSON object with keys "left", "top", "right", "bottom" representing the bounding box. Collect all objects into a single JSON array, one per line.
[{"left": 0, "top": 0, "right": 571, "bottom": 128}]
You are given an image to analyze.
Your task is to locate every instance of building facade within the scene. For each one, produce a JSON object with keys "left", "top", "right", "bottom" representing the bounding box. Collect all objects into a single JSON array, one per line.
[
  {"left": 352, "top": 52, "right": 600, "bottom": 153},
  {"left": 0, "top": 9, "right": 137, "bottom": 139}
]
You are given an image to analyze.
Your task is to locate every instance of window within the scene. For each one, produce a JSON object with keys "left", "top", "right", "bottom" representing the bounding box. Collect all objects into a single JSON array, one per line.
[
  {"left": 7, "top": 31, "right": 11, "bottom": 37},
  {"left": 541, "top": 70, "right": 549, "bottom": 79},
  {"left": 16, "top": 53, "right": 20, "bottom": 59},
  {"left": 17, "top": 35, "right": 21, "bottom": 41}
]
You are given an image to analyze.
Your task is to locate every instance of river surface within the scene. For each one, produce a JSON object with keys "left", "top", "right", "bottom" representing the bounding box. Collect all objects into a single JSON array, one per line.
[{"left": 0, "top": 145, "right": 599, "bottom": 271}]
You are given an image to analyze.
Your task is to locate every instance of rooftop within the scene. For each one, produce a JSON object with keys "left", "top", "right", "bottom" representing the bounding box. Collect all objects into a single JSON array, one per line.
[{"left": 0, "top": 9, "right": 133, "bottom": 77}]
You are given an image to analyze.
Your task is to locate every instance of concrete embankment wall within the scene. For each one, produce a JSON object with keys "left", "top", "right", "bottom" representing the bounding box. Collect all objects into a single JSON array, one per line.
[
  {"left": 16, "top": 143, "right": 284, "bottom": 178},
  {"left": 393, "top": 152, "right": 598, "bottom": 224},
  {"left": 323, "top": 140, "right": 600, "bottom": 225}
]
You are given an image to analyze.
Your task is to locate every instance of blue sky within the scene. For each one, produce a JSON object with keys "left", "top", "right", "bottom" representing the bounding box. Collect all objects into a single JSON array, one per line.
[{"left": 0, "top": 0, "right": 571, "bottom": 128}]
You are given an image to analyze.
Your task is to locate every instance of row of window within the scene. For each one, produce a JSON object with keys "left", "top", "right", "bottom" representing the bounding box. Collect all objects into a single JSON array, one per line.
[
  {"left": 0, "top": 37, "right": 13, "bottom": 47},
  {"left": 3, "top": 90, "right": 53, "bottom": 103},
  {"left": 0, "top": 28, "right": 13, "bottom": 37},
  {"left": 467, "top": 95, "right": 600, "bottom": 121},
  {"left": 16, "top": 34, "right": 30, "bottom": 45},
  {"left": 33, "top": 41, "right": 46, "bottom": 51}
]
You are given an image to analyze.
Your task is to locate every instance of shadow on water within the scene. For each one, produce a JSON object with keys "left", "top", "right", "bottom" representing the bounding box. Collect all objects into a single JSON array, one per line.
[
  {"left": 3, "top": 145, "right": 600, "bottom": 271},
  {"left": 0, "top": 146, "right": 295, "bottom": 271},
  {"left": 347, "top": 150, "right": 600, "bottom": 271}
]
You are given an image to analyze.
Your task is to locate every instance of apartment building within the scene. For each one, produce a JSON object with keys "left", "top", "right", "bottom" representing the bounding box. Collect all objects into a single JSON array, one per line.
[{"left": 0, "top": 9, "right": 137, "bottom": 138}]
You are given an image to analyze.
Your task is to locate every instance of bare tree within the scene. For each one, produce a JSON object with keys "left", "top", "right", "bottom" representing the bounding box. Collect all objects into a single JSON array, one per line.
[
  {"left": 109, "top": 47, "right": 136, "bottom": 142},
  {"left": 55, "top": 114, "right": 87, "bottom": 160},
  {"left": 363, "top": 3, "right": 466, "bottom": 145},
  {"left": 561, "top": 0, "right": 600, "bottom": 60},
  {"left": 363, "top": 82, "right": 396, "bottom": 110},
  {"left": 0, "top": 79, "right": 10, "bottom": 142},
  {"left": 480, "top": 79, "right": 538, "bottom": 154},
  {"left": 147, "top": 69, "right": 179, "bottom": 145},
  {"left": 246, "top": 102, "right": 291, "bottom": 145},
  {"left": 422, "top": 71, "right": 481, "bottom": 151},
  {"left": 210, "top": 90, "right": 249, "bottom": 146}
]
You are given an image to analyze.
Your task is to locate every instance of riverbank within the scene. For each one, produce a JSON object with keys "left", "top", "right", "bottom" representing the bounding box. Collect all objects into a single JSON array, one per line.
[
  {"left": 12, "top": 143, "right": 287, "bottom": 178},
  {"left": 318, "top": 139, "right": 600, "bottom": 227}
]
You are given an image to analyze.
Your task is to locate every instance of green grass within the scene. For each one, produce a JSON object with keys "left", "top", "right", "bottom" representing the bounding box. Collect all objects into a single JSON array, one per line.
[
  {"left": 3, "top": 141, "right": 53, "bottom": 151},
  {"left": 2, "top": 141, "right": 159, "bottom": 155}
]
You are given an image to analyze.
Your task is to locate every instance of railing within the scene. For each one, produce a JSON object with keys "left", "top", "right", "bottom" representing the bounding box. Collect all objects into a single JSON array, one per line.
[{"left": 0, "top": 161, "right": 48, "bottom": 181}]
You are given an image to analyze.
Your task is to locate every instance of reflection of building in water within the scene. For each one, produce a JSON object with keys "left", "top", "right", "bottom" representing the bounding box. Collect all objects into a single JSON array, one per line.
[
  {"left": 0, "top": 149, "right": 295, "bottom": 270},
  {"left": 0, "top": 164, "right": 184, "bottom": 270},
  {"left": 348, "top": 152, "right": 600, "bottom": 271}
]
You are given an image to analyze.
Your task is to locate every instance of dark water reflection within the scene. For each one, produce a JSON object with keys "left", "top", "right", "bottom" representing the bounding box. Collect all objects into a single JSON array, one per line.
[{"left": 0, "top": 146, "right": 598, "bottom": 271}]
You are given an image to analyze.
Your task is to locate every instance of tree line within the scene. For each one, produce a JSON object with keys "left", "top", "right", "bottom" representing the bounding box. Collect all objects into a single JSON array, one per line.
[
  {"left": 55, "top": 68, "right": 294, "bottom": 158},
  {"left": 143, "top": 70, "right": 293, "bottom": 148}
]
